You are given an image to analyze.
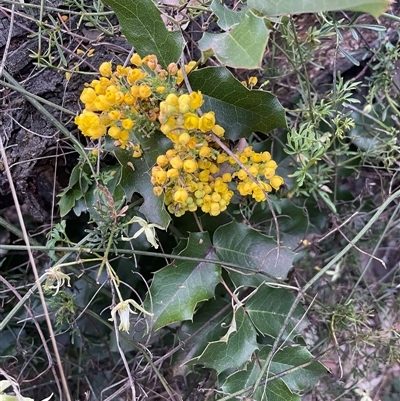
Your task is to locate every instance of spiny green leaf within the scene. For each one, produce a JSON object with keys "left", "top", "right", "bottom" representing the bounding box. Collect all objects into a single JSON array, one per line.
[
  {"left": 199, "top": 10, "right": 268, "bottom": 69},
  {"left": 246, "top": 285, "right": 306, "bottom": 340},
  {"left": 189, "top": 67, "right": 286, "bottom": 140},
  {"left": 145, "top": 232, "right": 221, "bottom": 331},
  {"left": 213, "top": 221, "right": 295, "bottom": 287},
  {"left": 248, "top": 0, "right": 392, "bottom": 18},
  {"left": 191, "top": 307, "right": 258, "bottom": 374},
  {"left": 222, "top": 369, "right": 301, "bottom": 401},
  {"left": 210, "top": 0, "right": 247, "bottom": 30},
  {"left": 174, "top": 297, "right": 232, "bottom": 373},
  {"left": 221, "top": 344, "right": 324, "bottom": 400},
  {"left": 257, "top": 345, "right": 327, "bottom": 391},
  {"left": 102, "top": 0, "right": 184, "bottom": 66}
]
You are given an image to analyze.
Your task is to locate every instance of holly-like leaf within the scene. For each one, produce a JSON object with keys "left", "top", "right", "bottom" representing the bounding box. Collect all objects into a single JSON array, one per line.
[
  {"left": 199, "top": 10, "right": 268, "bottom": 69},
  {"left": 111, "top": 133, "right": 171, "bottom": 228},
  {"left": 191, "top": 306, "right": 258, "bottom": 374},
  {"left": 257, "top": 345, "right": 327, "bottom": 391},
  {"left": 102, "top": 0, "right": 184, "bottom": 66},
  {"left": 210, "top": 0, "right": 247, "bottom": 30},
  {"left": 213, "top": 221, "right": 295, "bottom": 287},
  {"left": 248, "top": 0, "right": 392, "bottom": 18},
  {"left": 245, "top": 285, "right": 306, "bottom": 340},
  {"left": 174, "top": 297, "right": 232, "bottom": 374},
  {"left": 222, "top": 369, "right": 301, "bottom": 401},
  {"left": 145, "top": 232, "right": 221, "bottom": 331},
  {"left": 189, "top": 67, "right": 286, "bottom": 140},
  {"left": 222, "top": 344, "right": 325, "bottom": 400}
]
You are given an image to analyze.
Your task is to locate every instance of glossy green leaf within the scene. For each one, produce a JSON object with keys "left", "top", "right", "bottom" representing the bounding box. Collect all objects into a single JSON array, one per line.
[
  {"left": 248, "top": 0, "right": 391, "bottom": 18},
  {"left": 246, "top": 285, "right": 305, "bottom": 340},
  {"left": 111, "top": 133, "right": 171, "bottom": 228},
  {"left": 199, "top": 10, "right": 268, "bottom": 69},
  {"left": 189, "top": 67, "right": 286, "bottom": 140},
  {"left": 214, "top": 221, "right": 295, "bottom": 287},
  {"left": 210, "top": 0, "right": 246, "bottom": 30},
  {"left": 102, "top": 0, "right": 184, "bottom": 66},
  {"left": 145, "top": 232, "right": 221, "bottom": 331},
  {"left": 174, "top": 297, "right": 232, "bottom": 372},
  {"left": 222, "top": 344, "right": 325, "bottom": 400},
  {"left": 192, "top": 306, "right": 258, "bottom": 374},
  {"left": 257, "top": 345, "right": 327, "bottom": 391},
  {"left": 222, "top": 368, "right": 301, "bottom": 401}
]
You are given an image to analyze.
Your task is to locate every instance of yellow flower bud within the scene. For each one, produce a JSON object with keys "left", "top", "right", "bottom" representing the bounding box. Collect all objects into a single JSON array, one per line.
[
  {"left": 165, "top": 93, "right": 179, "bottom": 106},
  {"left": 212, "top": 124, "right": 225, "bottom": 137},
  {"left": 209, "top": 163, "right": 219, "bottom": 174},
  {"left": 248, "top": 76, "right": 258, "bottom": 87},
  {"left": 261, "top": 151, "right": 271, "bottom": 162},
  {"left": 199, "top": 146, "right": 211, "bottom": 158},
  {"left": 222, "top": 173, "right": 232, "bottom": 182},
  {"left": 178, "top": 132, "right": 191, "bottom": 145},
  {"left": 237, "top": 169, "right": 247, "bottom": 180},
  {"left": 127, "top": 68, "right": 146, "bottom": 84},
  {"left": 108, "top": 126, "right": 121, "bottom": 139},
  {"left": 153, "top": 169, "right": 167, "bottom": 184},
  {"left": 167, "top": 62, "right": 178, "bottom": 75},
  {"left": 270, "top": 175, "right": 284, "bottom": 190},
  {"left": 174, "top": 188, "right": 188, "bottom": 203},
  {"left": 183, "top": 113, "right": 199, "bottom": 130},
  {"left": 99, "top": 61, "right": 112, "bottom": 77},
  {"left": 264, "top": 168, "right": 275, "bottom": 179},
  {"left": 199, "top": 112, "right": 216, "bottom": 133},
  {"left": 167, "top": 168, "right": 179, "bottom": 178},
  {"left": 139, "top": 84, "right": 152, "bottom": 98},
  {"left": 130, "top": 53, "right": 142, "bottom": 66},
  {"left": 199, "top": 170, "right": 210, "bottom": 182},
  {"left": 183, "top": 159, "right": 198, "bottom": 173},
  {"left": 142, "top": 54, "right": 158, "bottom": 70},
  {"left": 80, "top": 87, "right": 97, "bottom": 104},
  {"left": 156, "top": 155, "right": 169, "bottom": 167},
  {"left": 121, "top": 118, "right": 134, "bottom": 130},
  {"left": 108, "top": 110, "right": 121, "bottom": 120},
  {"left": 170, "top": 156, "right": 183, "bottom": 169},
  {"left": 210, "top": 203, "right": 221, "bottom": 216},
  {"left": 189, "top": 91, "right": 203, "bottom": 110},
  {"left": 153, "top": 186, "right": 163, "bottom": 196}
]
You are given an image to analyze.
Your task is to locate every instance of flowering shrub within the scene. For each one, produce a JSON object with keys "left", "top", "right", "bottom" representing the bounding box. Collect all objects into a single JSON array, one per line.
[{"left": 75, "top": 54, "right": 284, "bottom": 217}]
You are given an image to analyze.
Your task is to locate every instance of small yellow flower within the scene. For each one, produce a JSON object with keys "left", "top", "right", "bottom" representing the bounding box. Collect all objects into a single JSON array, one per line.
[
  {"left": 183, "top": 159, "right": 198, "bottom": 173},
  {"left": 183, "top": 113, "right": 199, "bottom": 130},
  {"left": 99, "top": 61, "right": 112, "bottom": 77},
  {"left": 199, "top": 111, "right": 216, "bottom": 132},
  {"left": 170, "top": 156, "right": 183, "bottom": 169},
  {"left": 80, "top": 87, "right": 97, "bottom": 104},
  {"left": 174, "top": 188, "right": 189, "bottom": 203},
  {"left": 212, "top": 124, "right": 225, "bottom": 137},
  {"left": 130, "top": 53, "right": 142, "bottom": 66},
  {"left": 270, "top": 175, "right": 284, "bottom": 190},
  {"left": 248, "top": 76, "right": 258, "bottom": 87},
  {"left": 189, "top": 91, "right": 203, "bottom": 110}
]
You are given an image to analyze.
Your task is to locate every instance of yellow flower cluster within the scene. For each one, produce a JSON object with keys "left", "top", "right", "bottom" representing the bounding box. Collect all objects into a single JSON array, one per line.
[
  {"left": 75, "top": 54, "right": 176, "bottom": 152},
  {"left": 74, "top": 54, "right": 284, "bottom": 217},
  {"left": 151, "top": 139, "right": 284, "bottom": 216},
  {"left": 231, "top": 147, "right": 284, "bottom": 202}
]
